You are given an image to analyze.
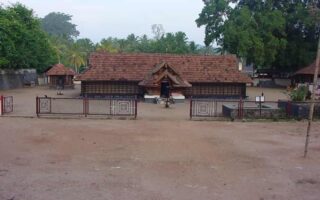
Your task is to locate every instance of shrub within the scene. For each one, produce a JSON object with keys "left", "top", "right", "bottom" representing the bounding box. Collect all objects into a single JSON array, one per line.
[{"left": 290, "top": 86, "right": 309, "bottom": 101}]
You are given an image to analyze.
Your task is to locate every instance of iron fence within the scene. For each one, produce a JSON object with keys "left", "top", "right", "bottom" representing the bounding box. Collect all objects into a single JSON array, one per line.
[
  {"left": 190, "top": 99, "right": 242, "bottom": 119},
  {"left": 190, "top": 99, "right": 320, "bottom": 120},
  {"left": 0, "top": 95, "right": 13, "bottom": 115},
  {"left": 36, "top": 96, "right": 137, "bottom": 118}
]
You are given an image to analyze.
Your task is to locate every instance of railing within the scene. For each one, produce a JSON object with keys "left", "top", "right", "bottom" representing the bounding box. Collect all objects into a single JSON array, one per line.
[
  {"left": 0, "top": 95, "right": 13, "bottom": 115},
  {"left": 36, "top": 96, "right": 137, "bottom": 118},
  {"left": 190, "top": 99, "right": 244, "bottom": 119},
  {"left": 190, "top": 99, "right": 320, "bottom": 120}
]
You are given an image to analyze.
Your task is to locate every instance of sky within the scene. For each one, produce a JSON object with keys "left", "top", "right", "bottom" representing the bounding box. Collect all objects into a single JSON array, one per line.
[{"left": 2, "top": 0, "right": 206, "bottom": 44}]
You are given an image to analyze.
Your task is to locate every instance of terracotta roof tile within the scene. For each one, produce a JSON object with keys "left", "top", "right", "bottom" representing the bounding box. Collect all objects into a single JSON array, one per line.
[
  {"left": 295, "top": 60, "right": 320, "bottom": 75},
  {"left": 77, "top": 53, "right": 252, "bottom": 83},
  {"left": 46, "top": 64, "right": 76, "bottom": 76}
]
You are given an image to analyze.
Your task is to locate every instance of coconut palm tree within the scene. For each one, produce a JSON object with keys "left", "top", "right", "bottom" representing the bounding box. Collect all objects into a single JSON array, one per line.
[
  {"left": 96, "top": 38, "right": 119, "bottom": 53},
  {"left": 68, "top": 43, "right": 85, "bottom": 73},
  {"left": 49, "top": 36, "right": 68, "bottom": 64}
]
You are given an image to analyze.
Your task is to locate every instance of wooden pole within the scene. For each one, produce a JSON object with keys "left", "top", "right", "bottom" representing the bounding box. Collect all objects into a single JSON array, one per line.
[{"left": 304, "top": 28, "right": 320, "bottom": 158}]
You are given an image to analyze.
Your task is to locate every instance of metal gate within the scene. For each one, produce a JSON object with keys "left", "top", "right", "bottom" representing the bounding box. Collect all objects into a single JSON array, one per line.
[
  {"left": 189, "top": 99, "right": 309, "bottom": 120},
  {"left": 36, "top": 96, "right": 137, "bottom": 118},
  {"left": 0, "top": 96, "right": 13, "bottom": 115},
  {"left": 190, "top": 99, "right": 243, "bottom": 119}
]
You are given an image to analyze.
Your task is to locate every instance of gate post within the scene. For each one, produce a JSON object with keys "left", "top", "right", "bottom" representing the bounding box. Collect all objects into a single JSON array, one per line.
[
  {"left": 36, "top": 96, "right": 39, "bottom": 117},
  {"left": 110, "top": 100, "right": 112, "bottom": 116},
  {"left": 134, "top": 99, "right": 138, "bottom": 119},
  {"left": 238, "top": 98, "right": 243, "bottom": 119},
  {"left": 86, "top": 98, "right": 89, "bottom": 117},
  {"left": 83, "top": 98, "right": 88, "bottom": 117},
  {"left": 286, "top": 101, "right": 292, "bottom": 118},
  {"left": 214, "top": 101, "right": 217, "bottom": 117},
  {"left": 237, "top": 99, "right": 240, "bottom": 119},
  {"left": 242, "top": 99, "right": 244, "bottom": 119},
  {"left": 11, "top": 96, "right": 13, "bottom": 112},
  {"left": 0, "top": 95, "right": 3, "bottom": 116},
  {"left": 190, "top": 98, "right": 193, "bottom": 120},
  {"left": 83, "top": 98, "right": 85, "bottom": 117}
]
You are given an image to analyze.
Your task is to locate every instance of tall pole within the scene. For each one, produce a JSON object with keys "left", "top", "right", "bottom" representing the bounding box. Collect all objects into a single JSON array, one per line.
[{"left": 304, "top": 18, "right": 320, "bottom": 158}]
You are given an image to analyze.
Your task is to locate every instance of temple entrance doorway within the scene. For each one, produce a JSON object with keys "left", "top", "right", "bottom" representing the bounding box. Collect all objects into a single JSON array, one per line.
[{"left": 160, "top": 81, "right": 170, "bottom": 98}]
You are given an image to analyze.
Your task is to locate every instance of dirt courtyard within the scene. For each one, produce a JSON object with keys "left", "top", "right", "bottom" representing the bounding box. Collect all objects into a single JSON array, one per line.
[
  {"left": 0, "top": 117, "right": 320, "bottom": 200},
  {"left": 1, "top": 86, "right": 319, "bottom": 199}
]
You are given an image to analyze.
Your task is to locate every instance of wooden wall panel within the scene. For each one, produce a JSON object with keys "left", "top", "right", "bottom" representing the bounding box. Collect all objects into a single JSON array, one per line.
[
  {"left": 185, "top": 83, "right": 245, "bottom": 98},
  {"left": 82, "top": 81, "right": 141, "bottom": 95},
  {"left": 81, "top": 81, "right": 246, "bottom": 98}
]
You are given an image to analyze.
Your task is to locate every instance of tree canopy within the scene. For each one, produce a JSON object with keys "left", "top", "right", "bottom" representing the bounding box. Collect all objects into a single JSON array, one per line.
[
  {"left": 47, "top": 35, "right": 94, "bottom": 73},
  {"left": 196, "top": 0, "right": 320, "bottom": 71},
  {"left": 96, "top": 29, "right": 216, "bottom": 55},
  {"left": 41, "top": 12, "right": 79, "bottom": 40},
  {"left": 0, "top": 3, "right": 56, "bottom": 72}
]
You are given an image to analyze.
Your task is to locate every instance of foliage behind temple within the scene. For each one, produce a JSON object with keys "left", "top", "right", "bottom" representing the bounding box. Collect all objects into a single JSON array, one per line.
[
  {"left": 196, "top": 0, "right": 320, "bottom": 71},
  {"left": 0, "top": 3, "right": 57, "bottom": 72}
]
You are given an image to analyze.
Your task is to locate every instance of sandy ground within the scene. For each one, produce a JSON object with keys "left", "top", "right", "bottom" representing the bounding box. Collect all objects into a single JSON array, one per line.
[
  {"left": 2, "top": 85, "right": 320, "bottom": 200},
  {"left": 246, "top": 86, "right": 289, "bottom": 101},
  {"left": 0, "top": 118, "right": 319, "bottom": 200}
]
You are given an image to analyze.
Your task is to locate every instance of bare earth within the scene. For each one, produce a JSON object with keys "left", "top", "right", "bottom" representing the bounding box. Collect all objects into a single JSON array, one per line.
[
  {"left": 1, "top": 86, "right": 320, "bottom": 200},
  {"left": 0, "top": 118, "right": 320, "bottom": 200}
]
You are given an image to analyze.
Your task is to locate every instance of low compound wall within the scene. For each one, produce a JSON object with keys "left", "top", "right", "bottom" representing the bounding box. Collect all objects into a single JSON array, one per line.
[
  {"left": 278, "top": 100, "right": 320, "bottom": 119},
  {"left": 252, "top": 78, "right": 291, "bottom": 88},
  {"left": 0, "top": 69, "right": 38, "bottom": 90},
  {"left": 223, "top": 104, "right": 286, "bottom": 119}
]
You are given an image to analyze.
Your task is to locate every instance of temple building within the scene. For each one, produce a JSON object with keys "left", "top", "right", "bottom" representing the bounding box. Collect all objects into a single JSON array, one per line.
[
  {"left": 293, "top": 60, "right": 320, "bottom": 84},
  {"left": 46, "top": 63, "right": 75, "bottom": 89},
  {"left": 77, "top": 52, "right": 251, "bottom": 99}
]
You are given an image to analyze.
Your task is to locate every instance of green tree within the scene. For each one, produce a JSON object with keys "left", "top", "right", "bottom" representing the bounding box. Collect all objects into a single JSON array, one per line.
[
  {"left": 222, "top": 5, "right": 287, "bottom": 67},
  {"left": 275, "top": 1, "right": 320, "bottom": 71},
  {"left": 97, "top": 38, "right": 119, "bottom": 53},
  {"left": 41, "top": 12, "right": 79, "bottom": 40},
  {"left": 68, "top": 43, "right": 85, "bottom": 73},
  {"left": 153, "top": 32, "right": 192, "bottom": 54},
  {"left": 123, "top": 34, "right": 139, "bottom": 52},
  {"left": 48, "top": 35, "right": 95, "bottom": 70},
  {"left": 75, "top": 38, "right": 95, "bottom": 66},
  {"left": 76, "top": 38, "right": 95, "bottom": 54},
  {"left": 137, "top": 34, "right": 153, "bottom": 52},
  {"left": 189, "top": 41, "right": 198, "bottom": 53},
  {"left": 49, "top": 36, "right": 69, "bottom": 63},
  {"left": 0, "top": 3, "right": 56, "bottom": 72},
  {"left": 97, "top": 31, "right": 203, "bottom": 55},
  {"left": 196, "top": 0, "right": 320, "bottom": 71}
]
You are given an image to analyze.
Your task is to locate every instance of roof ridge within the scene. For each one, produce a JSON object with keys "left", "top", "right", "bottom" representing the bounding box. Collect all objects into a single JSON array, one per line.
[
  {"left": 91, "top": 52, "right": 237, "bottom": 58},
  {"left": 46, "top": 63, "right": 76, "bottom": 76}
]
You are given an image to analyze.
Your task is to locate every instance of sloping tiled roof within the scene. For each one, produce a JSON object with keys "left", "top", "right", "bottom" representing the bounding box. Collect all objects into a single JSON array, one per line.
[
  {"left": 139, "top": 62, "right": 192, "bottom": 87},
  {"left": 46, "top": 63, "right": 75, "bottom": 76},
  {"left": 295, "top": 60, "right": 320, "bottom": 75},
  {"left": 77, "top": 52, "right": 252, "bottom": 83}
]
